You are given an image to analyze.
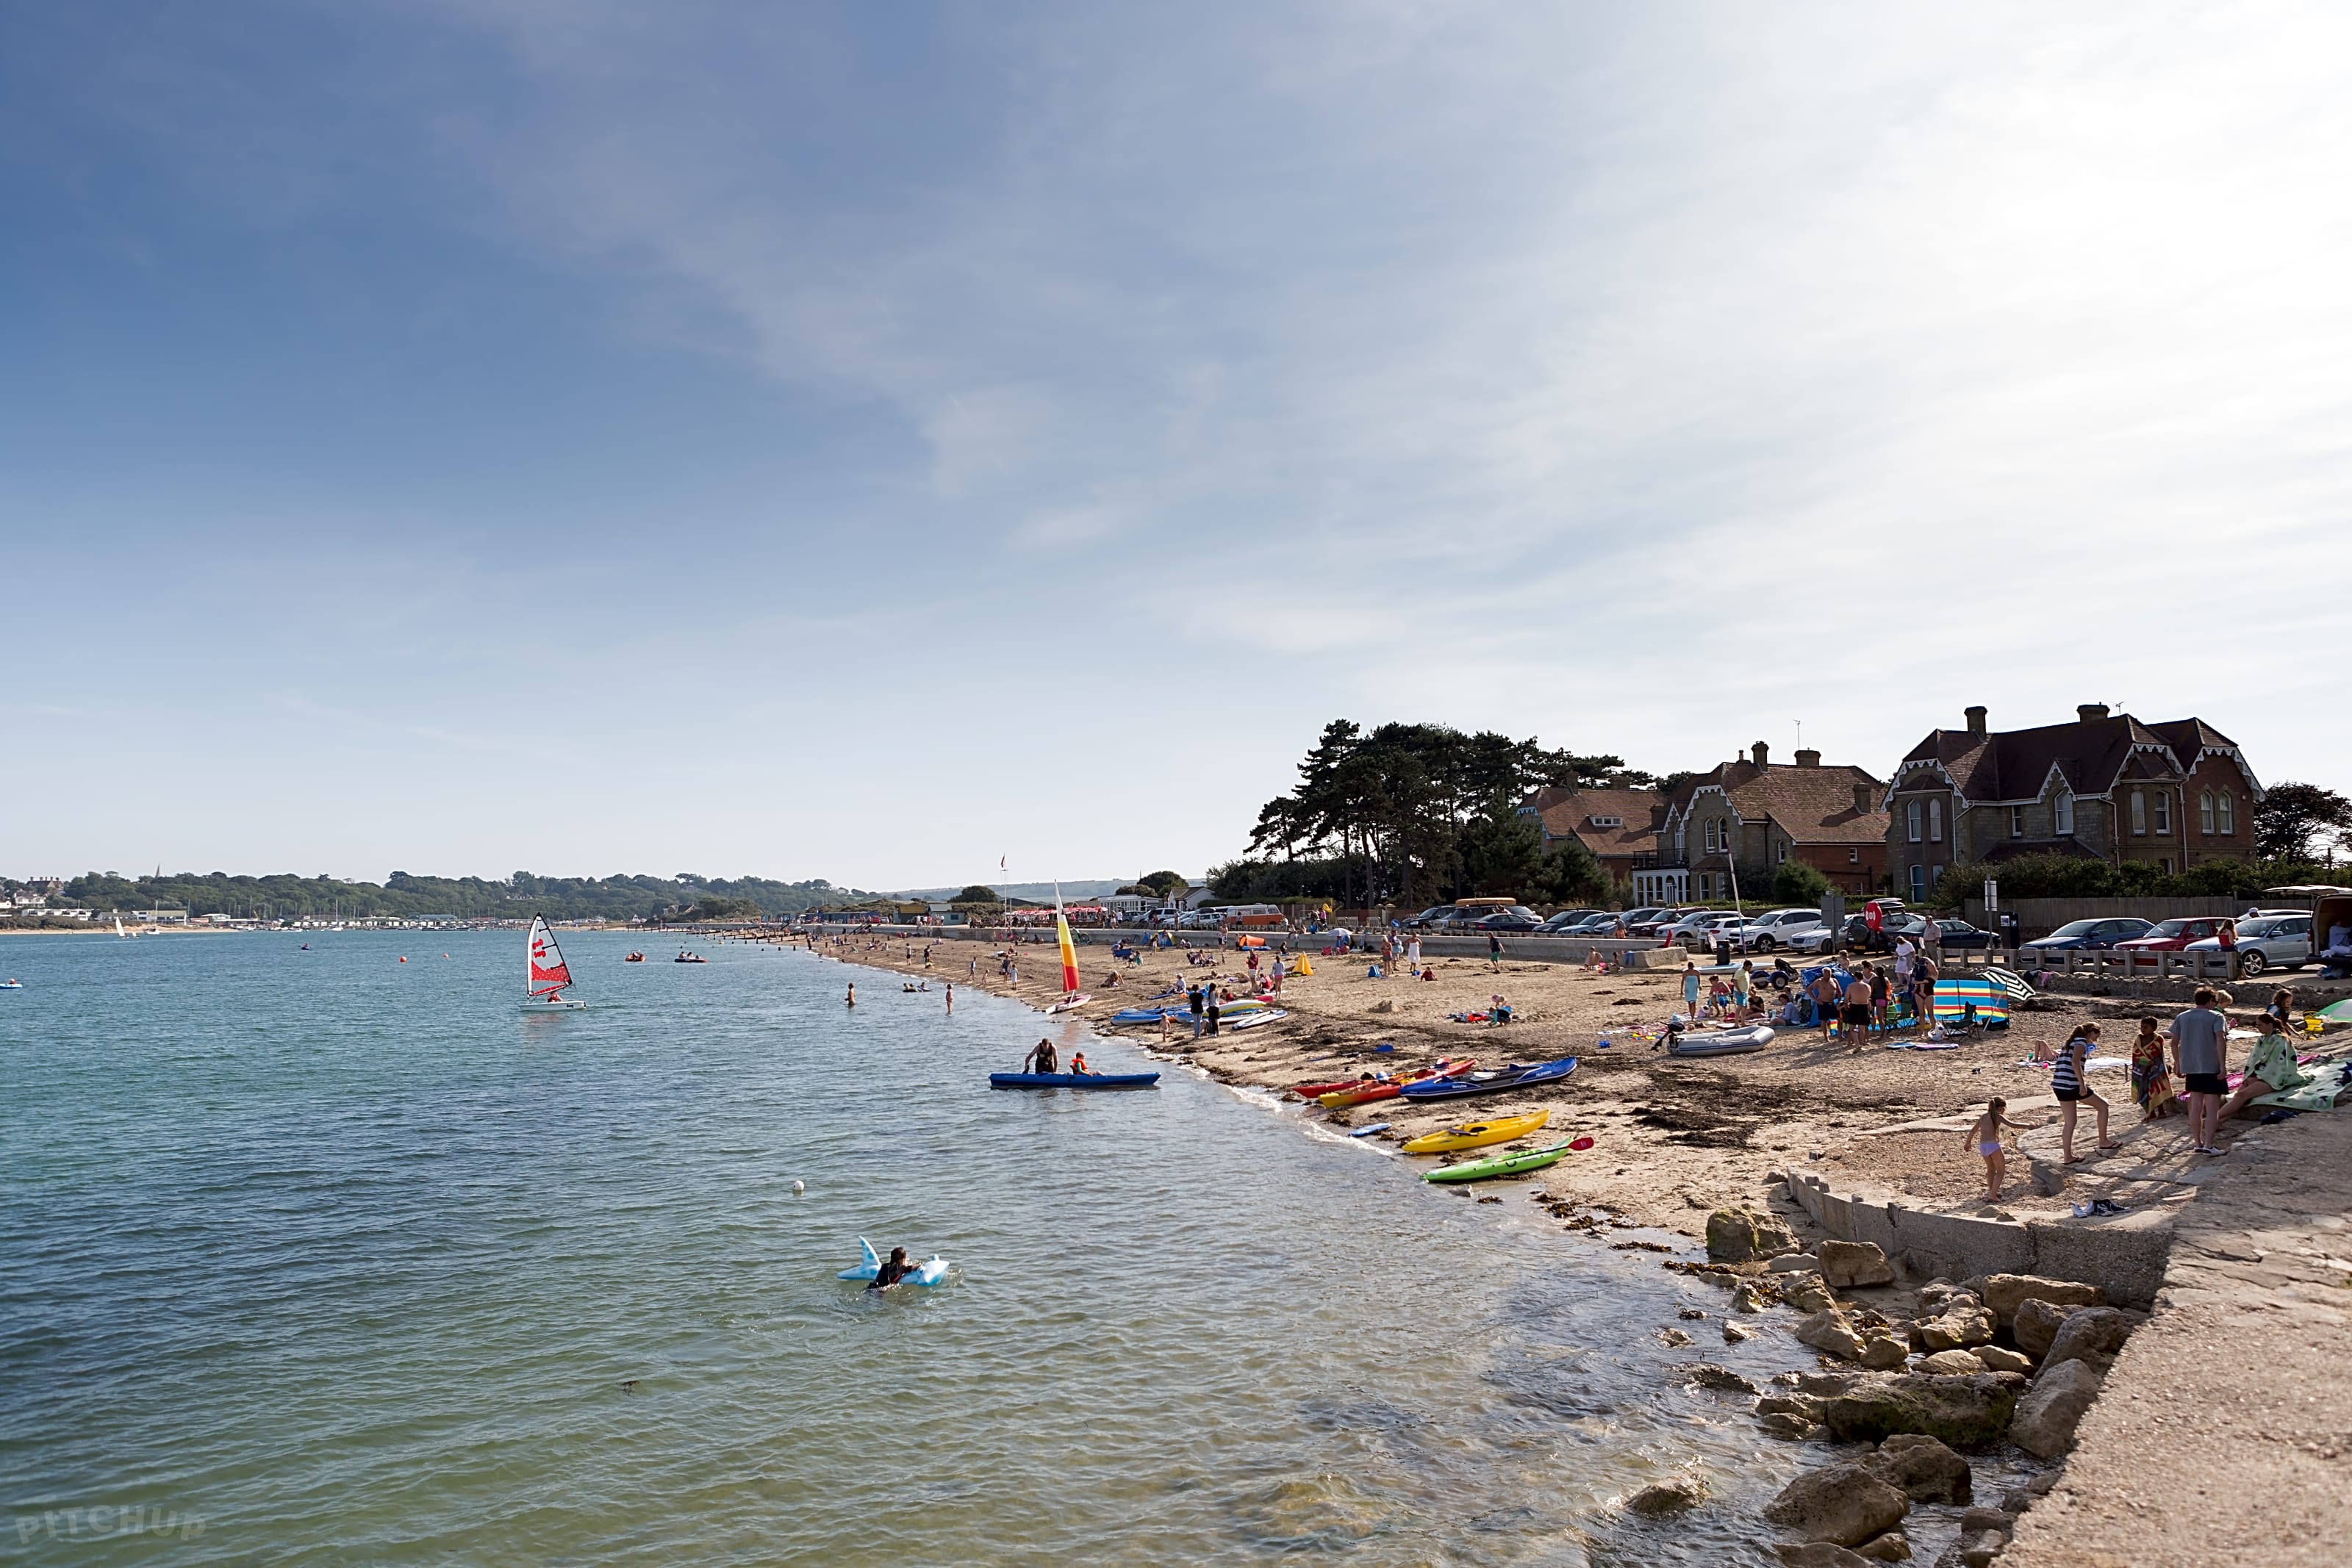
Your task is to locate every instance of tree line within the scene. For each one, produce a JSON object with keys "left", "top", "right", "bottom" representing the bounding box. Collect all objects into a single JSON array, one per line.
[
  {"left": 1211, "top": 720, "right": 1653, "bottom": 908},
  {"left": 23, "top": 870, "right": 867, "bottom": 922}
]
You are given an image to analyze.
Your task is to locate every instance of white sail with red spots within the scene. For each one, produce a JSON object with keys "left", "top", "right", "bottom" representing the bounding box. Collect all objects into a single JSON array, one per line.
[{"left": 527, "top": 916, "right": 576, "bottom": 1001}]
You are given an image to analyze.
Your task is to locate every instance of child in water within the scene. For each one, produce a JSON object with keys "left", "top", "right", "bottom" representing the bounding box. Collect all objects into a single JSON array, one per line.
[{"left": 1962, "top": 1097, "right": 2027, "bottom": 1201}]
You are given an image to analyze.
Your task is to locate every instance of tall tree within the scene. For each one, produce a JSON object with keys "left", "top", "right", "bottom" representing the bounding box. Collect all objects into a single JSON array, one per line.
[{"left": 2254, "top": 781, "right": 2352, "bottom": 863}]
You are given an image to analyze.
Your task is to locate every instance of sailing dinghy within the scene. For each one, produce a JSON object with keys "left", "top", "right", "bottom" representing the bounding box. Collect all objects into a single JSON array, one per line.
[
  {"left": 523, "top": 916, "right": 587, "bottom": 1012},
  {"left": 1043, "top": 883, "right": 1091, "bottom": 1015}
]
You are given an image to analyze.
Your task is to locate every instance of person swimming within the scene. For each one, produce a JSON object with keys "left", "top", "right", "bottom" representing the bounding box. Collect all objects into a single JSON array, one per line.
[{"left": 868, "top": 1246, "right": 917, "bottom": 1290}]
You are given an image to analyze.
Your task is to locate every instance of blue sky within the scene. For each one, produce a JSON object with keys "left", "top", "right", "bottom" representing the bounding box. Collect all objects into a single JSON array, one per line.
[{"left": 9, "top": 1, "right": 2350, "bottom": 889}]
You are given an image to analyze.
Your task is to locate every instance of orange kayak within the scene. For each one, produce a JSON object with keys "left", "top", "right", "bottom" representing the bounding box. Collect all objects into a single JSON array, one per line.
[
  {"left": 1317, "top": 1060, "right": 1477, "bottom": 1109},
  {"left": 1291, "top": 1057, "right": 1470, "bottom": 1101}
]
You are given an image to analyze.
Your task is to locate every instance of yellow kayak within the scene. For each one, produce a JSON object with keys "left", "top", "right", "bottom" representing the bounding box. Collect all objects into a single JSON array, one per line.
[{"left": 1401, "top": 1110, "right": 1549, "bottom": 1155}]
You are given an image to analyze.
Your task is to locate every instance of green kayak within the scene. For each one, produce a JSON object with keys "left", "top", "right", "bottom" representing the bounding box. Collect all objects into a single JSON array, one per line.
[{"left": 1422, "top": 1140, "right": 1580, "bottom": 1184}]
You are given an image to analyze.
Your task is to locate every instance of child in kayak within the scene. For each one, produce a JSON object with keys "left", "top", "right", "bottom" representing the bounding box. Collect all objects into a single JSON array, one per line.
[{"left": 1068, "top": 1052, "right": 1092, "bottom": 1076}]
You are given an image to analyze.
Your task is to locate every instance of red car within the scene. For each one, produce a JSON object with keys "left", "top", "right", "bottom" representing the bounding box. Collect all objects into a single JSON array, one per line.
[{"left": 2114, "top": 916, "right": 2235, "bottom": 952}]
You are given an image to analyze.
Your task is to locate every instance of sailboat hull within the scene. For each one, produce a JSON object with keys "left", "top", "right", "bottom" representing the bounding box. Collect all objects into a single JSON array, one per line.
[
  {"left": 1043, "top": 993, "right": 1091, "bottom": 1013},
  {"left": 523, "top": 999, "right": 589, "bottom": 1012}
]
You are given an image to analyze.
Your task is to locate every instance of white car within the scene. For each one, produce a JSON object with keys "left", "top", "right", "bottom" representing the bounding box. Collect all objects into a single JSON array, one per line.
[
  {"left": 1744, "top": 908, "right": 1827, "bottom": 952},
  {"left": 2184, "top": 913, "right": 2312, "bottom": 978},
  {"left": 1788, "top": 922, "right": 1840, "bottom": 954},
  {"left": 1676, "top": 913, "right": 1763, "bottom": 950}
]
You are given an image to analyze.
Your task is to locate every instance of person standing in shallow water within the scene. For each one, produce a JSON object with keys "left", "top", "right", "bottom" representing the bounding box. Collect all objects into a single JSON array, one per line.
[{"left": 845, "top": 982, "right": 856, "bottom": 1008}]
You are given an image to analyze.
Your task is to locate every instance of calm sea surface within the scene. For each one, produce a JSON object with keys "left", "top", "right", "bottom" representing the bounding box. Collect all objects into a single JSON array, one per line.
[{"left": 1, "top": 931, "right": 1815, "bottom": 1564}]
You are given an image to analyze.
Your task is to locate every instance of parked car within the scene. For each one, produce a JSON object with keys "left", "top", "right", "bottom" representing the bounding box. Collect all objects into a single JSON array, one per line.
[
  {"left": 1627, "top": 909, "right": 1689, "bottom": 938},
  {"left": 1924, "top": 918, "right": 1996, "bottom": 949},
  {"left": 1675, "top": 912, "right": 1761, "bottom": 951},
  {"left": 1621, "top": 907, "right": 1666, "bottom": 929},
  {"left": 1744, "top": 908, "right": 1826, "bottom": 951},
  {"left": 2114, "top": 916, "right": 2237, "bottom": 953},
  {"left": 1402, "top": 906, "right": 1454, "bottom": 930},
  {"left": 1537, "top": 908, "right": 1603, "bottom": 933},
  {"left": 1471, "top": 909, "right": 1544, "bottom": 933},
  {"left": 1563, "top": 911, "right": 1631, "bottom": 937},
  {"left": 2185, "top": 913, "right": 2313, "bottom": 977},
  {"left": 1788, "top": 921, "right": 1841, "bottom": 954},
  {"left": 2019, "top": 917, "right": 2157, "bottom": 955}
]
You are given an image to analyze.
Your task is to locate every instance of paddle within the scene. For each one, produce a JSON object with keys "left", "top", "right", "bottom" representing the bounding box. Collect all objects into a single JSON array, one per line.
[{"left": 1568, "top": 1137, "right": 1596, "bottom": 1151}]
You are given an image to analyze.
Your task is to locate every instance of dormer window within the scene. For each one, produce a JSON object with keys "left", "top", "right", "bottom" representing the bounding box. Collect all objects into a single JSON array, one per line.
[{"left": 2055, "top": 789, "right": 2075, "bottom": 835}]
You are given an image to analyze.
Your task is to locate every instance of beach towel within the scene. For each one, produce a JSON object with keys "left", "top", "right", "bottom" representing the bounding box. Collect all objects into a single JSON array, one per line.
[{"left": 2250, "top": 1058, "right": 2351, "bottom": 1112}]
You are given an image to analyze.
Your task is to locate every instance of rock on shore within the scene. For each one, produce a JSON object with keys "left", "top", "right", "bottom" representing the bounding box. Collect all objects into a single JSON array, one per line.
[
  {"left": 1763, "top": 1462, "right": 1909, "bottom": 1546},
  {"left": 1817, "top": 1371, "right": 2026, "bottom": 1450}
]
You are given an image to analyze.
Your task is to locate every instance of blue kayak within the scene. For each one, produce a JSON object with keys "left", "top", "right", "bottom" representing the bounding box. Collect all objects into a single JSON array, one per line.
[
  {"left": 990, "top": 1071, "right": 1161, "bottom": 1090},
  {"left": 1398, "top": 1057, "right": 1577, "bottom": 1102}
]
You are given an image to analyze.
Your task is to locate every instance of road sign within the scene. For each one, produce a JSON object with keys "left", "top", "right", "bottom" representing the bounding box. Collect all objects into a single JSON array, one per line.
[{"left": 1984, "top": 880, "right": 1999, "bottom": 912}]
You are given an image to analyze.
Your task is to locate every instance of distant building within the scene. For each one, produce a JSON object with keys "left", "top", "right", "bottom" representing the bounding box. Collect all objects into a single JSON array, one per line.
[
  {"left": 131, "top": 909, "right": 190, "bottom": 924},
  {"left": 1638, "top": 743, "right": 1890, "bottom": 905},
  {"left": 1885, "top": 704, "right": 2263, "bottom": 903},
  {"left": 1518, "top": 786, "right": 1666, "bottom": 887}
]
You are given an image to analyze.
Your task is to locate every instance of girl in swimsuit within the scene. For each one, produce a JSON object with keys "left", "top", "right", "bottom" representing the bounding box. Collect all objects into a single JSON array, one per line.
[{"left": 1962, "top": 1096, "right": 2026, "bottom": 1201}]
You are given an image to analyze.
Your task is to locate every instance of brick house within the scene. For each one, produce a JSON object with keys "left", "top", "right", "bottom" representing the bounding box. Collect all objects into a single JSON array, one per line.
[
  {"left": 1635, "top": 743, "right": 1890, "bottom": 905},
  {"left": 1884, "top": 704, "right": 2264, "bottom": 904},
  {"left": 1517, "top": 786, "right": 1666, "bottom": 887}
]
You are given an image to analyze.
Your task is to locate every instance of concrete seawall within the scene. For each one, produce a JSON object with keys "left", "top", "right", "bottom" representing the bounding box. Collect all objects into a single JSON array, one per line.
[{"left": 1782, "top": 1168, "right": 2175, "bottom": 1310}]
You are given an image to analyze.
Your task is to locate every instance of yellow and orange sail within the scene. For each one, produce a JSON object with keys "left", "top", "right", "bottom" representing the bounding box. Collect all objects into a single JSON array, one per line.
[{"left": 1055, "top": 887, "right": 1080, "bottom": 996}]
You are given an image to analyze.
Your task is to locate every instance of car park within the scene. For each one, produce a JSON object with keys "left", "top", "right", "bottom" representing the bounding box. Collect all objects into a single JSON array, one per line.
[
  {"left": 2019, "top": 917, "right": 2156, "bottom": 954},
  {"left": 1537, "top": 908, "right": 1603, "bottom": 933},
  {"left": 1744, "top": 908, "right": 1826, "bottom": 951},
  {"left": 1562, "top": 911, "right": 1631, "bottom": 937},
  {"left": 2115, "top": 917, "right": 2237, "bottom": 953},
  {"left": 1402, "top": 906, "right": 1453, "bottom": 930},
  {"left": 1471, "top": 908, "right": 1544, "bottom": 932},
  {"left": 2184, "top": 914, "right": 2313, "bottom": 977}
]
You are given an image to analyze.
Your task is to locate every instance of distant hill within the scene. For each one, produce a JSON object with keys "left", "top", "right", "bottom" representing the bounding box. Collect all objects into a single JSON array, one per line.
[{"left": 42, "top": 870, "right": 870, "bottom": 923}]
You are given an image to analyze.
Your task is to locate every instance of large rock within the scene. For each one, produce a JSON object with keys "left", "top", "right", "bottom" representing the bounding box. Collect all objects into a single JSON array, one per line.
[
  {"left": 2009, "top": 1358, "right": 2102, "bottom": 1458},
  {"left": 1860, "top": 1334, "right": 1910, "bottom": 1370},
  {"left": 1708, "top": 1206, "right": 1800, "bottom": 1262},
  {"left": 1770, "top": 1254, "right": 1824, "bottom": 1274},
  {"left": 2012, "top": 1297, "right": 2082, "bottom": 1359},
  {"left": 1915, "top": 1303, "right": 1996, "bottom": 1351},
  {"left": 1818, "top": 1240, "right": 1896, "bottom": 1288},
  {"left": 1859, "top": 1433, "right": 1973, "bottom": 1504},
  {"left": 1763, "top": 1463, "right": 1910, "bottom": 1547},
  {"left": 1853, "top": 1530, "right": 1912, "bottom": 1561},
  {"left": 1625, "top": 1472, "right": 1707, "bottom": 1515},
  {"left": 1917, "top": 1350, "right": 1984, "bottom": 1375},
  {"left": 1795, "top": 1309, "right": 1867, "bottom": 1361},
  {"left": 1775, "top": 1545, "right": 1874, "bottom": 1568},
  {"left": 1757, "top": 1392, "right": 1827, "bottom": 1421},
  {"left": 1965, "top": 1273, "right": 2105, "bottom": 1328},
  {"left": 1976, "top": 1345, "right": 2032, "bottom": 1374},
  {"left": 1784, "top": 1274, "right": 1837, "bottom": 1314},
  {"left": 2040, "top": 1306, "right": 2130, "bottom": 1373},
  {"left": 1820, "top": 1373, "right": 2026, "bottom": 1450}
]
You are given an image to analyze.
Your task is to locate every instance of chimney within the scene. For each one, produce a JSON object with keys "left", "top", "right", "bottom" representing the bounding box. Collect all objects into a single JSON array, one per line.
[
  {"left": 1854, "top": 781, "right": 1875, "bottom": 815},
  {"left": 1794, "top": 748, "right": 1821, "bottom": 768},
  {"left": 1751, "top": 741, "right": 1769, "bottom": 769},
  {"left": 2077, "top": 703, "right": 2109, "bottom": 722},
  {"left": 1965, "top": 705, "right": 1987, "bottom": 736}
]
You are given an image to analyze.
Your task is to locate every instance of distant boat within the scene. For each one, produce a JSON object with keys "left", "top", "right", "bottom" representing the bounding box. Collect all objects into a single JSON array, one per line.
[
  {"left": 623, "top": 951, "right": 645, "bottom": 963},
  {"left": 523, "top": 916, "right": 587, "bottom": 1012},
  {"left": 115, "top": 916, "right": 132, "bottom": 939},
  {"left": 1043, "top": 882, "right": 1091, "bottom": 1014}
]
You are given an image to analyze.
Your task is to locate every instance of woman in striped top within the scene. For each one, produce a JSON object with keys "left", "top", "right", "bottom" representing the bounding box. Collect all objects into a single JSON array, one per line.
[{"left": 2053, "top": 1022, "right": 2116, "bottom": 1164}]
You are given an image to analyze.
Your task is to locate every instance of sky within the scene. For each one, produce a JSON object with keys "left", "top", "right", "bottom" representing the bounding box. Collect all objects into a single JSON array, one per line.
[{"left": 7, "top": 1, "right": 2350, "bottom": 891}]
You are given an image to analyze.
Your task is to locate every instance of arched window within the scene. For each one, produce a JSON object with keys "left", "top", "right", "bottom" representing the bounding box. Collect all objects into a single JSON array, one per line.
[
  {"left": 1907, "top": 799, "right": 1923, "bottom": 843},
  {"left": 2154, "top": 793, "right": 2170, "bottom": 834},
  {"left": 2130, "top": 790, "right": 2147, "bottom": 835},
  {"left": 1703, "top": 819, "right": 1716, "bottom": 853},
  {"left": 1928, "top": 799, "right": 1943, "bottom": 843},
  {"left": 2219, "top": 791, "right": 2235, "bottom": 834},
  {"left": 2200, "top": 791, "right": 2215, "bottom": 834},
  {"left": 2055, "top": 790, "right": 2074, "bottom": 835}
]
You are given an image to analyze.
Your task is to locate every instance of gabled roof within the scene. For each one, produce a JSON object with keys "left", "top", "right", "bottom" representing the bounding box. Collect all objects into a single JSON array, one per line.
[
  {"left": 1530, "top": 788, "right": 1664, "bottom": 859},
  {"left": 1668, "top": 758, "right": 1889, "bottom": 846},
  {"left": 1899, "top": 713, "right": 2246, "bottom": 803}
]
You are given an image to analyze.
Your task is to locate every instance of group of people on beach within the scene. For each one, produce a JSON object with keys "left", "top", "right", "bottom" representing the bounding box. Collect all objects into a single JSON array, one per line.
[{"left": 1966, "top": 985, "right": 2319, "bottom": 1197}]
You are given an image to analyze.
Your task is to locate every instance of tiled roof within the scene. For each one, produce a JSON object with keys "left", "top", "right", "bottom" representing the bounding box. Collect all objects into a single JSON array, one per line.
[
  {"left": 1900, "top": 713, "right": 2241, "bottom": 802},
  {"left": 1677, "top": 758, "right": 1890, "bottom": 846},
  {"left": 1532, "top": 788, "right": 1664, "bottom": 858}
]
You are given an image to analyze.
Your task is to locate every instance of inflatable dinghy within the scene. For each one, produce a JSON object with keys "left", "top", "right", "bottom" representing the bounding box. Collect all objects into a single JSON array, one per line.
[{"left": 1666, "top": 1025, "right": 1774, "bottom": 1057}]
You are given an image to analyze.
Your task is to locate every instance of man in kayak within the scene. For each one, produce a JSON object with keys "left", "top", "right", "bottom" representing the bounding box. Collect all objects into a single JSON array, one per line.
[
  {"left": 1023, "top": 1038, "right": 1058, "bottom": 1074},
  {"left": 869, "top": 1246, "right": 918, "bottom": 1290}
]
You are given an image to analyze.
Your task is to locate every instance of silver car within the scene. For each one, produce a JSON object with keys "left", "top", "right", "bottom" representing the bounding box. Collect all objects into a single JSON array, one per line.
[{"left": 2184, "top": 914, "right": 2312, "bottom": 977}]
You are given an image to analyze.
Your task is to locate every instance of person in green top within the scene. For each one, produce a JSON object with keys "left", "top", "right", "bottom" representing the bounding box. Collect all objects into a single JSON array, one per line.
[{"left": 2218, "top": 1012, "right": 2309, "bottom": 1123}]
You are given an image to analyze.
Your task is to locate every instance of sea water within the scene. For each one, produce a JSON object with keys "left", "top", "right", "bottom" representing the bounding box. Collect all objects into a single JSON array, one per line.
[{"left": 0, "top": 931, "right": 1815, "bottom": 1564}]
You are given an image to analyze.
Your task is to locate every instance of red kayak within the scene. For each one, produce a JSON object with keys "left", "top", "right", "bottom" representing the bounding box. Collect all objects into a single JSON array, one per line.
[
  {"left": 1317, "top": 1060, "right": 1479, "bottom": 1108},
  {"left": 1291, "top": 1057, "right": 1471, "bottom": 1101}
]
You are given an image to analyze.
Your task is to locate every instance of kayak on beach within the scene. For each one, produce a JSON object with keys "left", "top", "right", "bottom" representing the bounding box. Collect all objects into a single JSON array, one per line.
[
  {"left": 1291, "top": 1057, "right": 1470, "bottom": 1101},
  {"left": 1317, "top": 1059, "right": 1480, "bottom": 1108},
  {"left": 1422, "top": 1138, "right": 1590, "bottom": 1184},
  {"left": 989, "top": 1071, "right": 1161, "bottom": 1090},
  {"left": 1399, "top": 1057, "right": 1577, "bottom": 1102},
  {"left": 1401, "top": 1110, "right": 1549, "bottom": 1155}
]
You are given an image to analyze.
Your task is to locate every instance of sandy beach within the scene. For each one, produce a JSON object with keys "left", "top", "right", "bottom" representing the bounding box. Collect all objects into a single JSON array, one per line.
[{"left": 793, "top": 928, "right": 2315, "bottom": 1237}]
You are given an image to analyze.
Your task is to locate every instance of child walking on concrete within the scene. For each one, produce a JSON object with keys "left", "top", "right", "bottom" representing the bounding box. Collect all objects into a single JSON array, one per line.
[{"left": 1962, "top": 1096, "right": 2027, "bottom": 1201}]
